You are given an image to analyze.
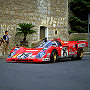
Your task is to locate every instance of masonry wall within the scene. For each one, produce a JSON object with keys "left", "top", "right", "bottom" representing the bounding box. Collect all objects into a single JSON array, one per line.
[{"left": 0, "top": 0, "right": 69, "bottom": 47}]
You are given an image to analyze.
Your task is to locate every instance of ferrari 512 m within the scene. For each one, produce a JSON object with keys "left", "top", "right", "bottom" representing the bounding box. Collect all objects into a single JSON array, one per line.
[{"left": 6, "top": 38, "right": 88, "bottom": 63}]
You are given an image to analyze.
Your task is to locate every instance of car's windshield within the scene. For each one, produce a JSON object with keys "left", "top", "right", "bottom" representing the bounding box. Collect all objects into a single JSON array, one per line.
[
  {"left": 34, "top": 40, "right": 62, "bottom": 48},
  {"left": 38, "top": 41, "right": 55, "bottom": 48}
]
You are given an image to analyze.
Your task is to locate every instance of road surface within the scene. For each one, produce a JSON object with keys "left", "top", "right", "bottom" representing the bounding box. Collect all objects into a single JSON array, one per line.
[{"left": 0, "top": 55, "right": 90, "bottom": 90}]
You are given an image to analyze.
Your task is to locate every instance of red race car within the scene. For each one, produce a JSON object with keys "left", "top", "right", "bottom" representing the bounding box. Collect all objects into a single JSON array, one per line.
[{"left": 6, "top": 38, "right": 88, "bottom": 63}]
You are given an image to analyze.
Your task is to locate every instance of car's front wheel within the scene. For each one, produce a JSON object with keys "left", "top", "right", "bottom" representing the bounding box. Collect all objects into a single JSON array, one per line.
[{"left": 50, "top": 50, "right": 58, "bottom": 63}]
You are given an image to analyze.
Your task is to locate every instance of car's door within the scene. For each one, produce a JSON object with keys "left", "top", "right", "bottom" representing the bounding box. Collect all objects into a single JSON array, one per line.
[{"left": 54, "top": 41, "right": 62, "bottom": 56}]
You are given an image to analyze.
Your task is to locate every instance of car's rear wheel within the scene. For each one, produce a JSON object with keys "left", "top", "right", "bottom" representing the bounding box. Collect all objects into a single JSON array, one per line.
[
  {"left": 50, "top": 50, "right": 58, "bottom": 63},
  {"left": 77, "top": 48, "right": 83, "bottom": 60},
  {"left": 71, "top": 48, "right": 83, "bottom": 60}
]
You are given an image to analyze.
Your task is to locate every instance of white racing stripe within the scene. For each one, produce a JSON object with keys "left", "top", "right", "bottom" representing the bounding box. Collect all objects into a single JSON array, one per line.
[{"left": 26, "top": 50, "right": 38, "bottom": 51}]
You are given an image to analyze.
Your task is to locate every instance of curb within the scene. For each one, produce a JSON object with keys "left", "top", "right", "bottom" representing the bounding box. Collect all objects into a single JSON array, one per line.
[
  {"left": 0, "top": 55, "right": 8, "bottom": 59},
  {"left": 83, "top": 52, "right": 90, "bottom": 55}
]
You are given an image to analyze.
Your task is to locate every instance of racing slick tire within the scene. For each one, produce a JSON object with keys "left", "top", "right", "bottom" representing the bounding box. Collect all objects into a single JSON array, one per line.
[
  {"left": 77, "top": 48, "right": 83, "bottom": 60},
  {"left": 71, "top": 48, "right": 83, "bottom": 60},
  {"left": 50, "top": 49, "right": 58, "bottom": 63}
]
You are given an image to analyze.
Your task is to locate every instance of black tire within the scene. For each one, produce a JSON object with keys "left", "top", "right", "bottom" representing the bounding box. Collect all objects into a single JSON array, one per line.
[
  {"left": 71, "top": 48, "right": 83, "bottom": 60},
  {"left": 50, "top": 50, "right": 58, "bottom": 63},
  {"left": 77, "top": 48, "right": 83, "bottom": 60}
]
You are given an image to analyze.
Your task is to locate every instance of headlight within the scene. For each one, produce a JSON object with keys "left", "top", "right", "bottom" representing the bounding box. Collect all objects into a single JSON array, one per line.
[
  {"left": 42, "top": 47, "right": 48, "bottom": 51},
  {"left": 47, "top": 53, "right": 50, "bottom": 55},
  {"left": 36, "top": 52, "right": 46, "bottom": 59},
  {"left": 8, "top": 52, "right": 16, "bottom": 58}
]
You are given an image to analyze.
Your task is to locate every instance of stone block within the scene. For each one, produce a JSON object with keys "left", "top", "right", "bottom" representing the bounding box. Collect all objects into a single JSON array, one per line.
[{"left": 0, "top": 0, "right": 69, "bottom": 49}]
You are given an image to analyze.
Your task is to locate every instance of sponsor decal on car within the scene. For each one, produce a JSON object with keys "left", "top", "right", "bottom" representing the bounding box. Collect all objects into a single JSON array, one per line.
[
  {"left": 26, "top": 50, "right": 38, "bottom": 51},
  {"left": 42, "top": 58, "right": 50, "bottom": 61},
  {"left": 69, "top": 52, "right": 75, "bottom": 54},
  {"left": 12, "top": 54, "right": 19, "bottom": 58},
  {"left": 78, "top": 43, "right": 86, "bottom": 47}
]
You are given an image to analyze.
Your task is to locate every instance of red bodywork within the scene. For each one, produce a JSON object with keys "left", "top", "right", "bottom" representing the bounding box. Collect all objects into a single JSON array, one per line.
[{"left": 6, "top": 39, "right": 88, "bottom": 62}]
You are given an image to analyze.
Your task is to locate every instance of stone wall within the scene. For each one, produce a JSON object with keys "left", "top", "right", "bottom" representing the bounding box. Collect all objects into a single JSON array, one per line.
[
  {"left": 69, "top": 33, "right": 90, "bottom": 41},
  {"left": 0, "top": 0, "right": 69, "bottom": 47}
]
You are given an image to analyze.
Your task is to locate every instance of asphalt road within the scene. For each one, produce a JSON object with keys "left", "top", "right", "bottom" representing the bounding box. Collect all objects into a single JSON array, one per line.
[{"left": 0, "top": 55, "right": 90, "bottom": 90}]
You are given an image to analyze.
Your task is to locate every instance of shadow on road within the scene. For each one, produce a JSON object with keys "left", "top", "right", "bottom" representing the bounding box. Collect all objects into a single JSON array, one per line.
[
  {"left": 2, "top": 55, "right": 89, "bottom": 64},
  {"left": 6, "top": 58, "right": 82, "bottom": 64}
]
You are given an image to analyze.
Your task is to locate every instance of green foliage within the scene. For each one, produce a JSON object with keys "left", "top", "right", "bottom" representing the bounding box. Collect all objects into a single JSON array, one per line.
[
  {"left": 16, "top": 23, "right": 36, "bottom": 40},
  {"left": 69, "top": 0, "right": 90, "bottom": 34},
  {"left": 22, "top": 45, "right": 30, "bottom": 48},
  {"left": 31, "top": 44, "right": 35, "bottom": 48},
  {"left": 68, "top": 30, "right": 77, "bottom": 34}
]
